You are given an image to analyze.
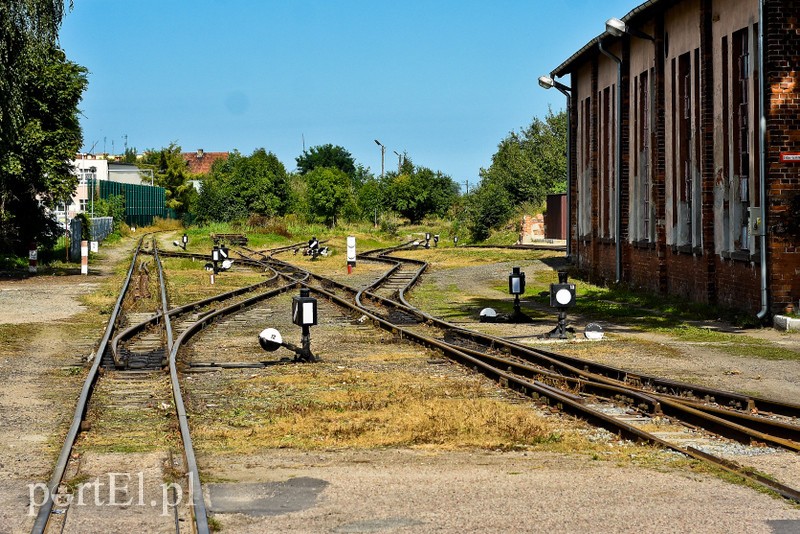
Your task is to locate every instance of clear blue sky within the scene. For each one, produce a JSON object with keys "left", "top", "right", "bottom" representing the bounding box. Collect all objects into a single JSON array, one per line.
[{"left": 59, "top": 0, "right": 637, "bottom": 186}]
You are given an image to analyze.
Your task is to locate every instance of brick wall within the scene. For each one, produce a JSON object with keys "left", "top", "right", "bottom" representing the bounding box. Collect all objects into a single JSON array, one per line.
[
  {"left": 520, "top": 214, "right": 545, "bottom": 243},
  {"left": 562, "top": 0, "right": 800, "bottom": 315},
  {"left": 765, "top": 0, "right": 800, "bottom": 312}
]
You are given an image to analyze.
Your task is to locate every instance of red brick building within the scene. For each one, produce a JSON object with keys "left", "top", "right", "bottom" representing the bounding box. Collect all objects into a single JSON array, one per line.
[{"left": 546, "top": 0, "right": 800, "bottom": 317}]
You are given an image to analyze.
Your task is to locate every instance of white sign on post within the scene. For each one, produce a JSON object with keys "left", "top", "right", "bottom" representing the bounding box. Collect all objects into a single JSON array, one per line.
[{"left": 346, "top": 236, "right": 356, "bottom": 265}]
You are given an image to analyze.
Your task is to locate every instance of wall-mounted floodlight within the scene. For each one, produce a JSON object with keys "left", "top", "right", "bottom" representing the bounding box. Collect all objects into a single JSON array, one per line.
[
  {"left": 537, "top": 76, "right": 571, "bottom": 94},
  {"left": 605, "top": 17, "right": 654, "bottom": 41},
  {"left": 605, "top": 17, "right": 627, "bottom": 37}
]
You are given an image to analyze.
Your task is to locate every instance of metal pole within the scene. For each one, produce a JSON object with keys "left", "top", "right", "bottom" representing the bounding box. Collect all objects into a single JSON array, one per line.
[
  {"left": 756, "top": 0, "right": 769, "bottom": 320},
  {"left": 554, "top": 85, "right": 572, "bottom": 261}
]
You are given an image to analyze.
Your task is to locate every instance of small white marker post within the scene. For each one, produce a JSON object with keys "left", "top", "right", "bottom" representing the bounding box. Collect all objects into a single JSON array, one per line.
[
  {"left": 81, "top": 240, "right": 88, "bottom": 275},
  {"left": 28, "top": 243, "right": 37, "bottom": 273}
]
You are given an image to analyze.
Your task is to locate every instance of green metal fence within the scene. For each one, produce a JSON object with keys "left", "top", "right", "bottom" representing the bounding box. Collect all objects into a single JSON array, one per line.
[{"left": 99, "top": 181, "right": 168, "bottom": 227}]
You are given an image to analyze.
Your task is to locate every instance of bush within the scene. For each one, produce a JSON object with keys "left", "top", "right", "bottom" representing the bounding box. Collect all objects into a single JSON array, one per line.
[{"left": 379, "top": 213, "right": 400, "bottom": 236}]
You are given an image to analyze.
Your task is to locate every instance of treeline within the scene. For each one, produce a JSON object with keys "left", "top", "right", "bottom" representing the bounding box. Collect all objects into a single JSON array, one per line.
[
  {"left": 145, "top": 108, "right": 566, "bottom": 241},
  {"left": 145, "top": 143, "right": 461, "bottom": 231}
]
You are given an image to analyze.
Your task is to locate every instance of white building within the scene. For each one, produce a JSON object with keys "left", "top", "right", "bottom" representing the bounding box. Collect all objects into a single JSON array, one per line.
[{"left": 52, "top": 155, "right": 152, "bottom": 221}]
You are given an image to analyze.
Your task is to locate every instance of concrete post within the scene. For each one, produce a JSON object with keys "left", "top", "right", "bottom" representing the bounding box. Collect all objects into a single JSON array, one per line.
[{"left": 81, "top": 240, "right": 88, "bottom": 275}]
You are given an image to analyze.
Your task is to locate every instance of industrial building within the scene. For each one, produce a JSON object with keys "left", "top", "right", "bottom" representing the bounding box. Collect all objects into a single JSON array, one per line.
[{"left": 544, "top": 0, "right": 799, "bottom": 317}]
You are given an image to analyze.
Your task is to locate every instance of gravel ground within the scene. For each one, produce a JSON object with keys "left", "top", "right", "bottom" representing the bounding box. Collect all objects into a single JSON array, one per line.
[
  {"left": 3, "top": 238, "right": 800, "bottom": 533},
  {"left": 200, "top": 449, "right": 800, "bottom": 534}
]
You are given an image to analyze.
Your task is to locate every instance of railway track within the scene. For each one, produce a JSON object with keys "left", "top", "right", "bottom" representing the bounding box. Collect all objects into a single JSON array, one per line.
[
  {"left": 235, "top": 243, "right": 800, "bottom": 502},
  {"left": 35, "top": 235, "right": 800, "bottom": 531},
  {"left": 32, "top": 237, "right": 210, "bottom": 534}
]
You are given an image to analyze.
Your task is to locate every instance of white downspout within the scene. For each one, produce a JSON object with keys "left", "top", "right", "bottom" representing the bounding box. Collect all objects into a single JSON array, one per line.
[{"left": 756, "top": 0, "right": 769, "bottom": 320}]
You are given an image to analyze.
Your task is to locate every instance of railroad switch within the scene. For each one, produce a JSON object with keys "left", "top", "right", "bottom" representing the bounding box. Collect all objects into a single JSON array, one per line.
[
  {"left": 258, "top": 288, "right": 319, "bottom": 362},
  {"left": 545, "top": 271, "right": 576, "bottom": 339}
]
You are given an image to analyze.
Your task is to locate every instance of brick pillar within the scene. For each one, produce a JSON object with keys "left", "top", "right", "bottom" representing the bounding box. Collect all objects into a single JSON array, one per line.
[
  {"left": 590, "top": 58, "right": 601, "bottom": 283},
  {"left": 765, "top": 0, "right": 800, "bottom": 312},
  {"left": 653, "top": 15, "right": 669, "bottom": 295},
  {"left": 700, "top": 0, "right": 717, "bottom": 304}
]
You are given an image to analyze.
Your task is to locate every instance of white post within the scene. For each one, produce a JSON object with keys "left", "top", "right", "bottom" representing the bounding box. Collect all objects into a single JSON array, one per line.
[
  {"left": 81, "top": 240, "right": 88, "bottom": 275},
  {"left": 28, "top": 243, "right": 37, "bottom": 273}
]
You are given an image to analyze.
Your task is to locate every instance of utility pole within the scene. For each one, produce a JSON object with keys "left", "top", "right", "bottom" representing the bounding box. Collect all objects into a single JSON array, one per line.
[
  {"left": 374, "top": 139, "right": 386, "bottom": 179},
  {"left": 463, "top": 180, "right": 469, "bottom": 194}
]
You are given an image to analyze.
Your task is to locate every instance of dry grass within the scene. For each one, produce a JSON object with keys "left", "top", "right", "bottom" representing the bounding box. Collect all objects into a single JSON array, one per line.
[{"left": 191, "top": 362, "right": 609, "bottom": 456}]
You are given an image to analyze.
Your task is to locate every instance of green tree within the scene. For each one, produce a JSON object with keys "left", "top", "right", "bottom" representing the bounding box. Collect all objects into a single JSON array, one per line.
[
  {"left": 0, "top": 44, "right": 87, "bottom": 254},
  {"left": 356, "top": 176, "right": 384, "bottom": 225},
  {"left": 383, "top": 163, "right": 459, "bottom": 224},
  {"left": 0, "top": 1, "right": 70, "bottom": 146},
  {"left": 93, "top": 194, "right": 126, "bottom": 228},
  {"left": 139, "top": 143, "right": 193, "bottom": 215},
  {"left": 194, "top": 148, "right": 289, "bottom": 223},
  {"left": 296, "top": 144, "right": 355, "bottom": 176},
  {"left": 468, "top": 182, "right": 513, "bottom": 241},
  {"left": 479, "top": 108, "right": 567, "bottom": 207},
  {"left": 305, "top": 167, "right": 352, "bottom": 226}
]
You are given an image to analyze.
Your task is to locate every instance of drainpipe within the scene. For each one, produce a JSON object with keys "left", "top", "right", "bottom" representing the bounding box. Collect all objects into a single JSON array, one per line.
[
  {"left": 598, "top": 39, "right": 623, "bottom": 284},
  {"left": 555, "top": 85, "right": 572, "bottom": 262},
  {"left": 756, "top": 0, "right": 769, "bottom": 320}
]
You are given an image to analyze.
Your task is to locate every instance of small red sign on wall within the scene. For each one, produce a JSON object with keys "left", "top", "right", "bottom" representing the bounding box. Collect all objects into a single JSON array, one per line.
[{"left": 780, "top": 152, "right": 800, "bottom": 163}]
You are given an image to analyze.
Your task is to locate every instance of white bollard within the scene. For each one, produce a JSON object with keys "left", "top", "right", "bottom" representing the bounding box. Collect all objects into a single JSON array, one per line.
[
  {"left": 28, "top": 243, "right": 37, "bottom": 273},
  {"left": 81, "top": 240, "right": 88, "bottom": 275}
]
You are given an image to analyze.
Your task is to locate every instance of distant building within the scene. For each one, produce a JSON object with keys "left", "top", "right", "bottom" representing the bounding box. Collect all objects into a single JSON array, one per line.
[
  {"left": 182, "top": 148, "right": 229, "bottom": 175},
  {"left": 52, "top": 154, "right": 163, "bottom": 225},
  {"left": 546, "top": 0, "right": 800, "bottom": 317}
]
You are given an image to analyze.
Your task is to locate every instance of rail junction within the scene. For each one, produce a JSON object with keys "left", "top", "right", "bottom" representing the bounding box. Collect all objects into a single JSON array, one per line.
[{"left": 25, "top": 233, "right": 800, "bottom": 532}]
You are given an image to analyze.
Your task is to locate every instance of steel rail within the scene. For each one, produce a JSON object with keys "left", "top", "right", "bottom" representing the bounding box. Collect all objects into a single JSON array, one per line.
[
  {"left": 309, "top": 274, "right": 800, "bottom": 500},
  {"left": 154, "top": 246, "right": 305, "bottom": 532},
  {"left": 110, "top": 267, "right": 280, "bottom": 367},
  {"left": 365, "top": 248, "right": 800, "bottom": 431},
  {"left": 154, "top": 243, "right": 209, "bottom": 533},
  {"left": 234, "top": 247, "right": 800, "bottom": 501},
  {"left": 31, "top": 236, "right": 146, "bottom": 533}
]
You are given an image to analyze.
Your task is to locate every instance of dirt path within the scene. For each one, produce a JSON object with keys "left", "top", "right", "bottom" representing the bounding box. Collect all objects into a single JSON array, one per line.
[{"left": 0, "top": 238, "right": 134, "bottom": 533}]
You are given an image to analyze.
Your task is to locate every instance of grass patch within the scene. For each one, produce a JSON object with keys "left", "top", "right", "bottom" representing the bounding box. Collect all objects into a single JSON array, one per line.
[
  {"left": 192, "top": 364, "right": 616, "bottom": 456},
  {"left": 653, "top": 325, "right": 800, "bottom": 360},
  {"left": 0, "top": 323, "right": 41, "bottom": 354}
]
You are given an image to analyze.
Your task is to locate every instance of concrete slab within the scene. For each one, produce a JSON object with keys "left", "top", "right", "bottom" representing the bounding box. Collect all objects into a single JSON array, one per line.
[
  {"left": 207, "top": 477, "right": 329, "bottom": 517},
  {"left": 773, "top": 314, "right": 800, "bottom": 332}
]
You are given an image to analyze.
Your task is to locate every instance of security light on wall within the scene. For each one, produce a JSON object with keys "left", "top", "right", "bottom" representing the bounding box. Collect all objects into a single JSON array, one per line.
[{"left": 605, "top": 17, "right": 654, "bottom": 41}]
